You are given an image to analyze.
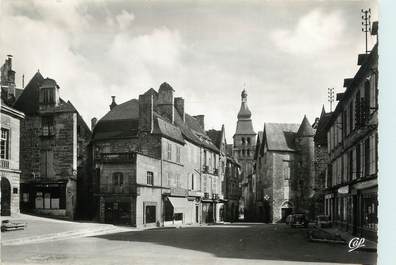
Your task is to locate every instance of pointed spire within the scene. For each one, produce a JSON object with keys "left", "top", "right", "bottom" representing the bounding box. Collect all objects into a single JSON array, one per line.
[
  {"left": 297, "top": 115, "right": 314, "bottom": 137},
  {"left": 237, "top": 89, "right": 252, "bottom": 120},
  {"left": 320, "top": 105, "right": 326, "bottom": 117}
]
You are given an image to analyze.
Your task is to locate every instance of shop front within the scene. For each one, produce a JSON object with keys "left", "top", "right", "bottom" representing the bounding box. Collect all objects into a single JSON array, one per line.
[
  {"left": 352, "top": 179, "right": 378, "bottom": 242},
  {"left": 164, "top": 196, "right": 194, "bottom": 226},
  {"left": 20, "top": 181, "right": 68, "bottom": 216}
]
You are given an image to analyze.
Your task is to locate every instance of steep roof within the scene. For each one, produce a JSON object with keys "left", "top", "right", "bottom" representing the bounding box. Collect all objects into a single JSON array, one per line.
[
  {"left": 93, "top": 87, "right": 220, "bottom": 152},
  {"left": 93, "top": 99, "right": 139, "bottom": 140},
  {"left": 13, "top": 72, "right": 44, "bottom": 114},
  {"left": 153, "top": 114, "right": 185, "bottom": 144},
  {"left": 101, "top": 99, "right": 139, "bottom": 121},
  {"left": 263, "top": 123, "right": 300, "bottom": 152},
  {"left": 297, "top": 115, "right": 315, "bottom": 137},
  {"left": 314, "top": 111, "right": 332, "bottom": 145},
  {"left": 206, "top": 129, "right": 222, "bottom": 149},
  {"left": 93, "top": 119, "right": 138, "bottom": 140},
  {"left": 226, "top": 144, "right": 233, "bottom": 156},
  {"left": 254, "top": 131, "right": 264, "bottom": 159},
  {"left": 13, "top": 72, "right": 76, "bottom": 115},
  {"left": 235, "top": 120, "right": 256, "bottom": 136}
]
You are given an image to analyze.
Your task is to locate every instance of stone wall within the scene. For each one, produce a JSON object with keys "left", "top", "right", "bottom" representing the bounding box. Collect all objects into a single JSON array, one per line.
[
  {"left": 271, "top": 152, "right": 295, "bottom": 222},
  {"left": 1, "top": 108, "right": 22, "bottom": 216},
  {"left": 20, "top": 111, "right": 76, "bottom": 181}
]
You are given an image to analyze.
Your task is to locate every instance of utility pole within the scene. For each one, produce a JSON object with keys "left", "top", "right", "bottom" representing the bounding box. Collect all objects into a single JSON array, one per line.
[
  {"left": 328, "top": 88, "right": 335, "bottom": 112},
  {"left": 361, "top": 8, "right": 371, "bottom": 54}
]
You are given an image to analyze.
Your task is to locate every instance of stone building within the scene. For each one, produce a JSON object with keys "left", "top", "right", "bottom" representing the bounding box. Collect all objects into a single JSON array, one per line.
[
  {"left": 232, "top": 90, "right": 256, "bottom": 221},
  {"left": 312, "top": 106, "right": 333, "bottom": 218},
  {"left": 13, "top": 72, "right": 92, "bottom": 220},
  {"left": 206, "top": 126, "right": 227, "bottom": 222},
  {"left": 253, "top": 116, "right": 315, "bottom": 223},
  {"left": 91, "top": 83, "right": 224, "bottom": 227},
  {"left": 324, "top": 41, "right": 378, "bottom": 241},
  {"left": 1, "top": 100, "right": 24, "bottom": 216},
  {"left": 224, "top": 154, "right": 241, "bottom": 222}
]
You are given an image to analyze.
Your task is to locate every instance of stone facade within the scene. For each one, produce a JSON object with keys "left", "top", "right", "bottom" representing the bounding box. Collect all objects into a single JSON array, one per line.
[
  {"left": 253, "top": 117, "right": 315, "bottom": 223},
  {"left": 0, "top": 103, "right": 24, "bottom": 216},
  {"left": 14, "top": 72, "right": 91, "bottom": 220},
  {"left": 224, "top": 156, "right": 241, "bottom": 222},
  {"left": 92, "top": 83, "right": 224, "bottom": 227}
]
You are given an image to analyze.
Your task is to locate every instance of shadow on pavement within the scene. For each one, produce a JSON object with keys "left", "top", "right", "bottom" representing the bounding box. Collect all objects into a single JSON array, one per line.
[{"left": 94, "top": 223, "right": 377, "bottom": 264}]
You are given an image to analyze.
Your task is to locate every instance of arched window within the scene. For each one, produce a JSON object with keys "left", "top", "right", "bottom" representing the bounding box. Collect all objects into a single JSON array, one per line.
[
  {"left": 247, "top": 137, "right": 251, "bottom": 145},
  {"left": 241, "top": 137, "right": 245, "bottom": 145}
]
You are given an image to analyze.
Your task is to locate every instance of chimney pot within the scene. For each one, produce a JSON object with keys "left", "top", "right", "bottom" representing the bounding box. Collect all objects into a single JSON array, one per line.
[
  {"left": 109, "top": 96, "right": 117, "bottom": 110},
  {"left": 91, "top": 117, "right": 97, "bottom": 131}
]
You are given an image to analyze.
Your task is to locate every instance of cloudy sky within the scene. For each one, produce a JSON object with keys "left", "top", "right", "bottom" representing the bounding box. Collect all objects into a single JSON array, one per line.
[{"left": 1, "top": 0, "right": 378, "bottom": 141}]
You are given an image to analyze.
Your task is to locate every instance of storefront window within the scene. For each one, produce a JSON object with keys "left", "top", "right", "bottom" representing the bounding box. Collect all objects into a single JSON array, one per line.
[
  {"left": 362, "top": 193, "right": 378, "bottom": 231},
  {"left": 145, "top": 205, "right": 156, "bottom": 223}
]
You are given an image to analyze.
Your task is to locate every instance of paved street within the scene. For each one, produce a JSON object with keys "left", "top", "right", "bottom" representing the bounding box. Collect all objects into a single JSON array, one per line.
[{"left": 1, "top": 223, "right": 376, "bottom": 265}]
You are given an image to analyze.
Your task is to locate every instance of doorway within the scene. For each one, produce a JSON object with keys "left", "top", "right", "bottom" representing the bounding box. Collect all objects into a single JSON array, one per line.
[
  {"left": 1, "top": 177, "right": 11, "bottom": 216},
  {"left": 196, "top": 205, "right": 199, "bottom": 223}
]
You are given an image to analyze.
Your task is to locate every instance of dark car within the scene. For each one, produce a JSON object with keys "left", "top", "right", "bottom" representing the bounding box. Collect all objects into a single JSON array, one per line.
[
  {"left": 1, "top": 220, "right": 26, "bottom": 232},
  {"left": 286, "top": 213, "right": 309, "bottom": 228}
]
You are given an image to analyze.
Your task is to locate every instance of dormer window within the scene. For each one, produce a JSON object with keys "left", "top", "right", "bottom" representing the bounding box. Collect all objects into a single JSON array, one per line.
[{"left": 41, "top": 87, "right": 55, "bottom": 105}]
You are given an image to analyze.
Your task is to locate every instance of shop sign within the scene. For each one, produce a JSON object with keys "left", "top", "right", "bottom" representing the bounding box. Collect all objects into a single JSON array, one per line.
[
  {"left": 188, "top": 190, "right": 203, "bottom": 197},
  {"left": 353, "top": 179, "right": 377, "bottom": 190},
  {"left": 170, "top": 187, "right": 188, "bottom": 196},
  {"left": 338, "top": 186, "right": 349, "bottom": 194}
]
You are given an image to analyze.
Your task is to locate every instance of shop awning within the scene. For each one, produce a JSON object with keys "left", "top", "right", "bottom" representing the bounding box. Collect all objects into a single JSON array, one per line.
[{"left": 168, "top": 197, "right": 190, "bottom": 213}]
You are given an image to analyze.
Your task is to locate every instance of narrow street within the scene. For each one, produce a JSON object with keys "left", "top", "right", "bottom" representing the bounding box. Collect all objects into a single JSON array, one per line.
[{"left": 1, "top": 223, "right": 376, "bottom": 265}]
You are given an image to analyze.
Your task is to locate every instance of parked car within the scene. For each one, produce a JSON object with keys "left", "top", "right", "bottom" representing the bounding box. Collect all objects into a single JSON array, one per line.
[
  {"left": 286, "top": 213, "right": 309, "bottom": 228},
  {"left": 316, "top": 215, "right": 331, "bottom": 228},
  {"left": 1, "top": 220, "right": 26, "bottom": 232}
]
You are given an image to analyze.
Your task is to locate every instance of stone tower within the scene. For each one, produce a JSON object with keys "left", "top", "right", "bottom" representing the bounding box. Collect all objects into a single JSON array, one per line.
[
  {"left": 233, "top": 90, "right": 256, "bottom": 218},
  {"left": 295, "top": 115, "right": 315, "bottom": 214}
]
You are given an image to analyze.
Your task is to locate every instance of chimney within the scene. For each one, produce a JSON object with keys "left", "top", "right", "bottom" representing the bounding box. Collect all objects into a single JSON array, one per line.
[
  {"left": 91, "top": 117, "right": 97, "bottom": 131},
  {"left": 139, "top": 93, "right": 154, "bottom": 133},
  {"left": 193, "top": 115, "right": 205, "bottom": 130},
  {"left": 109, "top": 96, "right": 117, "bottom": 110},
  {"left": 6, "top": 54, "right": 12, "bottom": 66},
  {"left": 157, "top": 82, "right": 174, "bottom": 123},
  {"left": 174, "top": 97, "right": 185, "bottom": 122}
]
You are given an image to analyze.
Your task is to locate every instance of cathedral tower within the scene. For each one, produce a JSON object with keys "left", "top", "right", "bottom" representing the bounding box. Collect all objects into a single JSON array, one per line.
[{"left": 233, "top": 90, "right": 256, "bottom": 219}]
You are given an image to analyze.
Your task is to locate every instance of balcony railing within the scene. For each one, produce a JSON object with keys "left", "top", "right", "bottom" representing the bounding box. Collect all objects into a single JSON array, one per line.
[
  {"left": 98, "top": 152, "right": 136, "bottom": 164},
  {"left": 0, "top": 159, "right": 9, "bottom": 169},
  {"left": 95, "top": 184, "right": 137, "bottom": 194}
]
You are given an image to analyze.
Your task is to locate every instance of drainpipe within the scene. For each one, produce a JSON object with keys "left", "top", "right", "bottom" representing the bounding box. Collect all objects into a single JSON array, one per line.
[{"left": 160, "top": 140, "right": 164, "bottom": 227}]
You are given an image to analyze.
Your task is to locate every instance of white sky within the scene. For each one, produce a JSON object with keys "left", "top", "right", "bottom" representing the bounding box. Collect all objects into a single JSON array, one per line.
[{"left": 1, "top": 0, "right": 378, "bottom": 142}]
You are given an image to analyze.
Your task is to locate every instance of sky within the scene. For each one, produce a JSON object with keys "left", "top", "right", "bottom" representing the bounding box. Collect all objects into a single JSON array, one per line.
[{"left": 0, "top": 0, "right": 378, "bottom": 142}]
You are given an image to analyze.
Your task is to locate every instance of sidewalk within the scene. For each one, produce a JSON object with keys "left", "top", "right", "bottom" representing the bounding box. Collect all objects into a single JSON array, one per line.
[
  {"left": 316, "top": 226, "right": 377, "bottom": 252},
  {"left": 1, "top": 214, "right": 135, "bottom": 246}
]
